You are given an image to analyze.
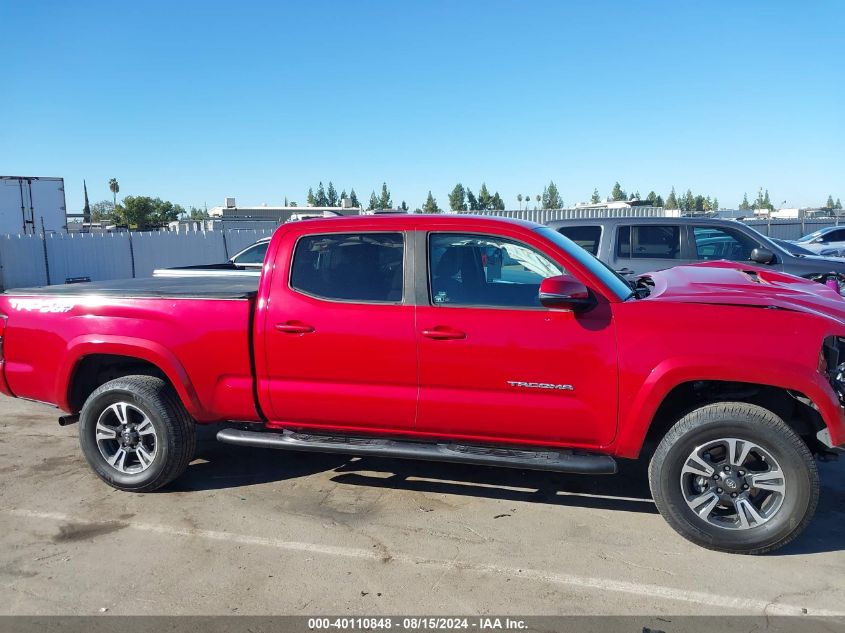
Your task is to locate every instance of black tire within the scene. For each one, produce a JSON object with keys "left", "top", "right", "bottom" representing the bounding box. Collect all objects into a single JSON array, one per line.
[
  {"left": 78, "top": 375, "right": 196, "bottom": 492},
  {"left": 649, "top": 402, "right": 819, "bottom": 554}
]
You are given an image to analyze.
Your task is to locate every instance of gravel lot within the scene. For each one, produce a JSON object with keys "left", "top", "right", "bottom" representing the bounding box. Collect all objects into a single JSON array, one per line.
[{"left": 1, "top": 394, "right": 844, "bottom": 616}]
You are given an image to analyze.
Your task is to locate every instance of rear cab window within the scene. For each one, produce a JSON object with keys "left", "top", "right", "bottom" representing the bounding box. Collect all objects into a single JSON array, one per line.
[
  {"left": 556, "top": 225, "right": 602, "bottom": 256},
  {"left": 290, "top": 232, "right": 404, "bottom": 302},
  {"left": 617, "top": 225, "right": 680, "bottom": 259}
]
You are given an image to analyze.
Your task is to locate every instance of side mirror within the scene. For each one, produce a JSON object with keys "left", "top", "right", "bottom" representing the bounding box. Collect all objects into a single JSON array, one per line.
[
  {"left": 539, "top": 275, "right": 596, "bottom": 312},
  {"left": 750, "top": 247, "right": 775, "bottom": 265}
]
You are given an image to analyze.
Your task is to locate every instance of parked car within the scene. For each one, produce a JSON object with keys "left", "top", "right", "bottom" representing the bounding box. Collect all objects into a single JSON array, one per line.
[
  {"left": 791, "top": 226, "right": 845, "bottom": 257},
  {"left": 153, "top": 238, "right": 269, "bottom": 277},
  {"left": 2, "top": 214, "right": 844, "bottom": 554},
  {"left": 548, "top": 217, "right": 845, "bottom": 291}
]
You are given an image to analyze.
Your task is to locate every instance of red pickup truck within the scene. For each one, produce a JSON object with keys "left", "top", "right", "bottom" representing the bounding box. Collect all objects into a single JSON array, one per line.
[{"left": 1, "top": 215, "right": 844, "bottom": 554}]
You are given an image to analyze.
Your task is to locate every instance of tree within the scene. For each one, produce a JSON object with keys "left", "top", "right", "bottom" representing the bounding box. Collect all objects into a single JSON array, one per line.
[
  {"left": 367, "top": 191, "right": 379, "bottom": 210},
  {"left": 315, "top": 182, "right": 328, "bottom": 207},
  {"left": 826, "top": 195, "right": 836, "bottom": 209},
  {"left": 682, "top": 189, "right": 695, "bottom": 213},
  {"left": 665, "top": 187, "right": 679, "bottom": 210},
  {"left": 448, "top": 183, "right": 467, "bottom": 212},
  {"left": 611, "top": 182, "right": 626, "bottom": 201},
  {"left": 116, "top": 196, "right": 184, "bottom": 229},
  {"left": 739, "top": 192, "right": 751, "bottom": 211},
  {"left": 306, "top": 188, "right": 316, "bottom": 206},
  {"left": 517, "top": 193, "right": 523, "bottom": 209},
  {"left": 763, "top": 189, "right": 772, "bottom": 210},
  {"left": 836, "top": 198, "right": 843, "bottom": 210},
  {"left": 421, "top": 191, "right": 441, "bottom": 214},
  {"left": 655, "top": 195, "right": 665, "bottom": 207},
  {"left": 326, "top": 182, "right": 338, "bottom": 207},
  {"left": 490, "top": 192, "right": 505, "bottom": 210},
  {"left": 108, "top": 178, "right": 120, "bottom": 210},
  {"left": 188, "top": 206, "right": 209, "bottom": 221},
  {"left": 349, "top": 188, "right": 360, "bottom": 208},
  {"left": 378, "top": 182, "right": 392, "bottom": 209},
  {"left": 535, "top": 194, "right": 541, "bottom": 208},
  {"left": 340, "top": 189, "right": 347, "bottom": 202},
  {"left": 90, "top": 200, "right": 115, "bottom": 223},
  {"left": 541, "top": 181, "right": 562, "bottom": 209},
  {"left": 81, "top": 180, "right": 92, "bottom": 224},
  {"left": 466, "top": 189, "right": 479, "bottom": 211},
  {"left": 400, "top": 200, "right": 409, "bottom": 211},
  {"left": 713, "top": 197, "right": 719, "bottom": 210},
  {"left": 591, "top": 188, "right": 601, "bottom": 204},
  {"left": 478, "top": 183, "right": 492, "bottom": 210}
]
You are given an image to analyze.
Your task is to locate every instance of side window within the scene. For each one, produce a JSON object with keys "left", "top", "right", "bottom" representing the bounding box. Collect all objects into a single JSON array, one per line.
[
  {"left": 429, "top": 233, "right": 563, "bottom": 308},
  {"left": 827, "top": 230, "right": 845, "bottom": 242},
  {"left": 693, "top": 226, "right": 757, "bottom": 261},
  {"left": 556, "top": 225, "right": 601, "bottom": 255},
  {"left": 232, "top": 242, "right": 269, "bottom": 265},
  {"left": 617, "top": 225, "right": 680, "bottom": 259},
  {"left": 290, "top": 233, "right": 404, "bottom": 302}
]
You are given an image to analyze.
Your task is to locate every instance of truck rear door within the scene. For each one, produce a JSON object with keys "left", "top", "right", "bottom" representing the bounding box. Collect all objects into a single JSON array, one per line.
[{"left": 259, "top": 227, "right": 417, "bottom": 432}]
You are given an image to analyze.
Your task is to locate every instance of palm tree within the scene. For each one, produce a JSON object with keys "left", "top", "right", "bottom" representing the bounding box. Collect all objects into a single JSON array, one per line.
[
  {"left": 108, "top": 178, "right": 120, "bottom": 209},
  {"left": 517, "top": 194, "right": 523, "bottom": 210},
  {"left": 535, "top": 194, "right": 541, "bottom": 210}
]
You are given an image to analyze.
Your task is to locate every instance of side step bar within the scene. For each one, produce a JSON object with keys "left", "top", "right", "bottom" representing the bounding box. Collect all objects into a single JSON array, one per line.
[{"left": 216, "top": 429, "right": 617, "bottom": 475}]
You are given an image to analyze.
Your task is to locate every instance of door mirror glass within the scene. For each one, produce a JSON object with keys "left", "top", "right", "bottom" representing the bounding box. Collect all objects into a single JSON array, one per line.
[
  {"left": 749, "top": 247, "right": 775, "bottom": 265},
  {"left": 538, "top": 275, "right": 596, "bottom": 311}
]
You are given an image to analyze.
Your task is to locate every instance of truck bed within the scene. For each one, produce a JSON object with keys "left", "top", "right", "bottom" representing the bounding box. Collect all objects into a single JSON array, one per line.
[{"left": 4, "top": 275, "right": 259, "bottom": 299}]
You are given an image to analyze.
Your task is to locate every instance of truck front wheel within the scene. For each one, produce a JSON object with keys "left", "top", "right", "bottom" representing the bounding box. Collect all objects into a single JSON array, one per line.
[
  {"left": 78, "top": 376, "right": 196, "bottom": 492},
  {"left": 649, "top": 402, "right": 819, "bottom": 554}
]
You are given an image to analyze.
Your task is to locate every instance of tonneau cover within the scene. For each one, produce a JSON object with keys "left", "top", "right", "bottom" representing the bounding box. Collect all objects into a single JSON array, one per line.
[{"left": 4, "top": 275, "right": 259, "bottom": 299}]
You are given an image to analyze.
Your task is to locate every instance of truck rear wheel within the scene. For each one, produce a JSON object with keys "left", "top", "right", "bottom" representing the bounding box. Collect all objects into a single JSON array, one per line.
[
  {"left": 78, "top": 376, "right": 196, "bottom": 492},
  {"left": 649, "top": 402, "right": 819, "bottom": 554}
]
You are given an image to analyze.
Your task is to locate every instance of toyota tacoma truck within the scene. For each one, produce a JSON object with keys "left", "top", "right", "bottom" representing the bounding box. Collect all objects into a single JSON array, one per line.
[{"left": 1, "top": 215, "right": 844, "bottom": 554}]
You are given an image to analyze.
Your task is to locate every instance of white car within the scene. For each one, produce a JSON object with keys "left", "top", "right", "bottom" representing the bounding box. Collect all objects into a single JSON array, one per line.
[{"left": 791, "top": 226, "right": 845, "bottom": 257}]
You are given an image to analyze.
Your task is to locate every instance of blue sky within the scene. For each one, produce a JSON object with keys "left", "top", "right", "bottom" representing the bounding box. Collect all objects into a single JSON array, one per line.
[{"left": 2, "top": 1, "right": 843, "bottom": 212}]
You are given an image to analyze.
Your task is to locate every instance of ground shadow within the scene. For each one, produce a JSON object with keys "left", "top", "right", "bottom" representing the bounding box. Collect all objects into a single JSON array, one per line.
[
  {"left": 169, "top": 424, "right": 656, "bottom": 514},
  {"left": 776, "top": 460, "right": 845, "bottom": 556},
  {"left": 167, "top": 425, "right": 845, "bottom": 554}
]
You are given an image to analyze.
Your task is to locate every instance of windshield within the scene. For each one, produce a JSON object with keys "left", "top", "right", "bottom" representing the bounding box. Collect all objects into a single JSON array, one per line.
[
  {"left": 796, "top": 229, "right": 826, "bottom": 243},
  {"left": 534, "top": 227, "right": 634, "bottom": 301},
  {"left": 771, "top": 238, "right": 814, "bottom": 256}
]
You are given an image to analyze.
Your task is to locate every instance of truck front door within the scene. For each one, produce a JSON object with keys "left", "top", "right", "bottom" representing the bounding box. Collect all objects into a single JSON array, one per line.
[{"left": 415, "top": 230, "right": 618, "bottom": 447}]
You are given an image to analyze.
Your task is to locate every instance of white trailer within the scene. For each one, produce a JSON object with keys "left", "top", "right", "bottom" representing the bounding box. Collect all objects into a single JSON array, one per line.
[{"left": 0, "top": 176, "right": 67, "bottom": 235}]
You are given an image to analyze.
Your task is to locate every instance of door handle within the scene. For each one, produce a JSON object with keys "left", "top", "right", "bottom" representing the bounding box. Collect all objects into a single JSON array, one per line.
[
  {"left": 422, "top": 327, "right": 466, "bottom": 340},
  {"left": 275, "top": 321, "right": 315, "bottom": 334}
]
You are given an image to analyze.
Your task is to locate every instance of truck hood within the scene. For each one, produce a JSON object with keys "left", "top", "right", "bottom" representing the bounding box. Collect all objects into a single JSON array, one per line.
[{"left": 641, "top": 260, "right": 845, "bottom": 322}]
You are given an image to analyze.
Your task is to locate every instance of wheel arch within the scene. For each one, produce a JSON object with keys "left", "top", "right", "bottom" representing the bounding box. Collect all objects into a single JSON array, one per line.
[
  {"left": 613, "top": 357, "right": 844, "bottom": 458},
  {"left": 59, "top": 336, "right": 204, "bottom": 419}
]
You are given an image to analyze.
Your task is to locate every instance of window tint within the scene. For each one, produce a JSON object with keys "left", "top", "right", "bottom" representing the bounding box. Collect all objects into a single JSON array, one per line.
[
  {"left": 429, "top": 233, "right": 563, "bottom": 308},
  {"left": 693, "top": 226, "right": 757, "bottom": 261},
  {"left": 232, "top": 242, "right": 269, "bottom": 265},
  {"left": 824, "top": 229, "right": 845, "bottom": 242},
  {"left": 617, "top": 225, "right": 680, "bottom": 259},
  {"left": 557, "top": 225, "right": 601, "bottom": 255},
  {"left": 291, "top": 233, "right": 404, "bottom": 302}
]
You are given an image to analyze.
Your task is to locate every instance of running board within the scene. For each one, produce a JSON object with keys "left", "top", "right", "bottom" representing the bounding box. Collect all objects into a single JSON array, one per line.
[{"left": 216, "top": 429, "right": 617, "bottom": 475}]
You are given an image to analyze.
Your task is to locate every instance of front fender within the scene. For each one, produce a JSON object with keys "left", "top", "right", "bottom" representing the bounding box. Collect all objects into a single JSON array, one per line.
[
  {"left": 57, "top": 335, "right": 205, "bottom": 419},
  {"left": 612, "top": 354, "right": 845, "bottom": 457}
]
